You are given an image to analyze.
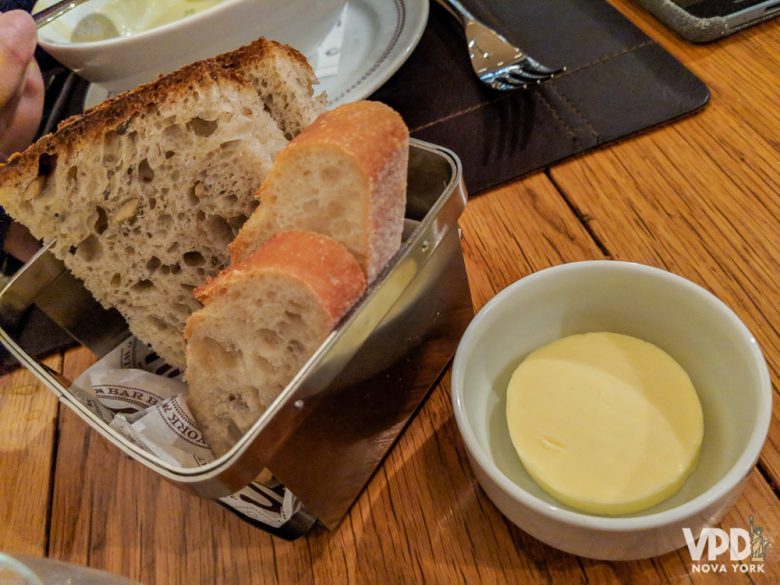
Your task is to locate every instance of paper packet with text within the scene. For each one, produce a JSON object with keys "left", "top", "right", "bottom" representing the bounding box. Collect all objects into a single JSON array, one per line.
[{"left": 70, "top": 337, "right": 303, "bottom": 529}]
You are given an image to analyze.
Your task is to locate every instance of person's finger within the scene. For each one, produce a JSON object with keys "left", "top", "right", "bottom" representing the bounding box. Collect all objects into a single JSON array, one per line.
[
  {"left": 0, "top": 60, "right": 44, "bottom": 158},
  {"left": 0, "top": 10, "right": 38, "bottom": 109},
  {"left": 17, "top": 60, "right": 44, "bottom": 142}
]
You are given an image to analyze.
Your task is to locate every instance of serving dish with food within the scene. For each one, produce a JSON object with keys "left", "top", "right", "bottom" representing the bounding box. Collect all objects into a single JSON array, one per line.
[
  {"left": 451, "top": 261, "right": 771, "bottom": 559},
  {"left": 0, "top": 37, "right": 472, "bottom": 537}
]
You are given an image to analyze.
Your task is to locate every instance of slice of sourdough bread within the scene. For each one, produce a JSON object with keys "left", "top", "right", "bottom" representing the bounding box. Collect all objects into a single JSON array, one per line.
[
  {"left": 184, "top": 230, "right": 366, "bottom": 457},
  {"left": 228, "top": 101, "right": 409, "bottom": 283},
  {"left": 0, "top": 39, "right": 325, "bottom": 368}
]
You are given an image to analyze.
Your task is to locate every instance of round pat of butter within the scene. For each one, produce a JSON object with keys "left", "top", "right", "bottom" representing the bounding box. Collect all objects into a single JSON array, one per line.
[{"left": 505, "top": 332, "right": 703, "bottom": 516}]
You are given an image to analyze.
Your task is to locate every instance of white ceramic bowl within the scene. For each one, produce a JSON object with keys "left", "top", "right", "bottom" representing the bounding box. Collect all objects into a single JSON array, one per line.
[
  {"left": 451, "top": 261, "right": 771, "bottom": 560},
  {"left": 34, "top": 0, "right": 346, "bottom": 92}
]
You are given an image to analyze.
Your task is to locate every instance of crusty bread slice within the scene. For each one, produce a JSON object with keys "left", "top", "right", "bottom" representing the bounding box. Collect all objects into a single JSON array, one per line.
[
  {"left": 184, "top": 230, "right": 366, "bottom": 457},
  {"left": 0, "top": 39, "right": 325, "bottom": 368},
  {"left": 215, "top": 40, "right": 325, "bottom": 139},
  {"left": 228, "top": 101, "right": 408, "bottom": 283}
]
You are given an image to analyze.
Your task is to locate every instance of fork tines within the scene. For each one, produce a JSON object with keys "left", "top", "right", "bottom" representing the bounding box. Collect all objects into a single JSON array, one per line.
[{"left": 487, "top": 58, "right": 566, "bottom": 90}]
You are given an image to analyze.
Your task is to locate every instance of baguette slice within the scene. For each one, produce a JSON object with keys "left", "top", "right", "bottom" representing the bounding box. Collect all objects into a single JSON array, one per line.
[
  {"left": 185, "top": 230, "right": 366, "bottom": 457},
  {"left": 0, "top": 39, "right": 325, "bottom": 368},
  {"left": 229, "top": 101, "right": 408, "bottom": 283}
]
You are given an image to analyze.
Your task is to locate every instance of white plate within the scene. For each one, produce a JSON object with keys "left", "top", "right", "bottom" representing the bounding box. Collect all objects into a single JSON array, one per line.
[
  {"left": 84, "top": 0, "right": 428, "bottom": 110},
  {"left": 319, "top": 0, "right": 427, "bottom": 106}
]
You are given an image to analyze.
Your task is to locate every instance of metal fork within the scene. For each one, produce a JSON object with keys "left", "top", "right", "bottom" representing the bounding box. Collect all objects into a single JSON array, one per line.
[{"left": 435, "top": 0, "right": 564, "bottom": 90}]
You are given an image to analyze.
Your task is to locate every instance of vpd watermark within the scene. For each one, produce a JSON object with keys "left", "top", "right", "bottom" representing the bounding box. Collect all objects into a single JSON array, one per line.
[{"left": 684, "top": 516, "right": 770, "bottom": 574}]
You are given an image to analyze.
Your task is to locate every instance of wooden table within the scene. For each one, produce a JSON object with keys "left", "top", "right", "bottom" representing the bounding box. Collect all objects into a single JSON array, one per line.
[{"left": 1, "top": 2, "right": 777, "bottom": 583}]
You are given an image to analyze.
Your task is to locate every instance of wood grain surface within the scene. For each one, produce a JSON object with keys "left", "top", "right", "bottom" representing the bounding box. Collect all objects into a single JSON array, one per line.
[
  {"left": 0, "top": 2, "right": 778, "bottom": 583},
  {"left": 0, "top": 354, "right": 60, "bottom": 556},
  {"left": 551, "top": 0, "right": 780, "bottom": 483}
]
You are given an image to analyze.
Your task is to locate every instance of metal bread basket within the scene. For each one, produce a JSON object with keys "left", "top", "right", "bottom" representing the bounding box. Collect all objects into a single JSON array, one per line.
[{"left": 0, "top": 139, "right": 472, "bottom": 538}]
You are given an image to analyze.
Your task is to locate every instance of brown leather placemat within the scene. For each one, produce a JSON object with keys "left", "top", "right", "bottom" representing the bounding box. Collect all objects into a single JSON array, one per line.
[{"left": 371, "top": 0, "right": 710, "bottom": 194}]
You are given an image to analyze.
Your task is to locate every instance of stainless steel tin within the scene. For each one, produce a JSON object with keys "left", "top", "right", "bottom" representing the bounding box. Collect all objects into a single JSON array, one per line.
[{"left": 0, "top": 139, "right": 472, "bottom": 533}]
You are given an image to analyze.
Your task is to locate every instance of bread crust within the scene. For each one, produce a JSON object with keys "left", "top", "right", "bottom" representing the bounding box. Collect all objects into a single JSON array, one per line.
[
  {"left": 191, "top": 230, "right": 366, "bottom": 329},
  {"left": 274, "top": 101, "right": 408, "bottom": 188},
  {"left": 228, "top": 101, "right": 408, "bottom": 282},
  {"left": 0, "top": 38, "right": 313, "bottom": 195}
]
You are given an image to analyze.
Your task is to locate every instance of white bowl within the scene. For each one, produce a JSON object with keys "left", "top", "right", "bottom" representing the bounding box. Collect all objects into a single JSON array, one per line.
[
  {"left": 451, "top": 261, "right": 771, "bottom": 560},
  {"left": 34, "top": 0, "right": 346, "bottom": 93}
]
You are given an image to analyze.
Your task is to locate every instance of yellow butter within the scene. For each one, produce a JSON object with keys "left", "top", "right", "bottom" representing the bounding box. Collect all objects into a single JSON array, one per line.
[{"left": 506, "top": 332, "right": 703, "bottom": 516}]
